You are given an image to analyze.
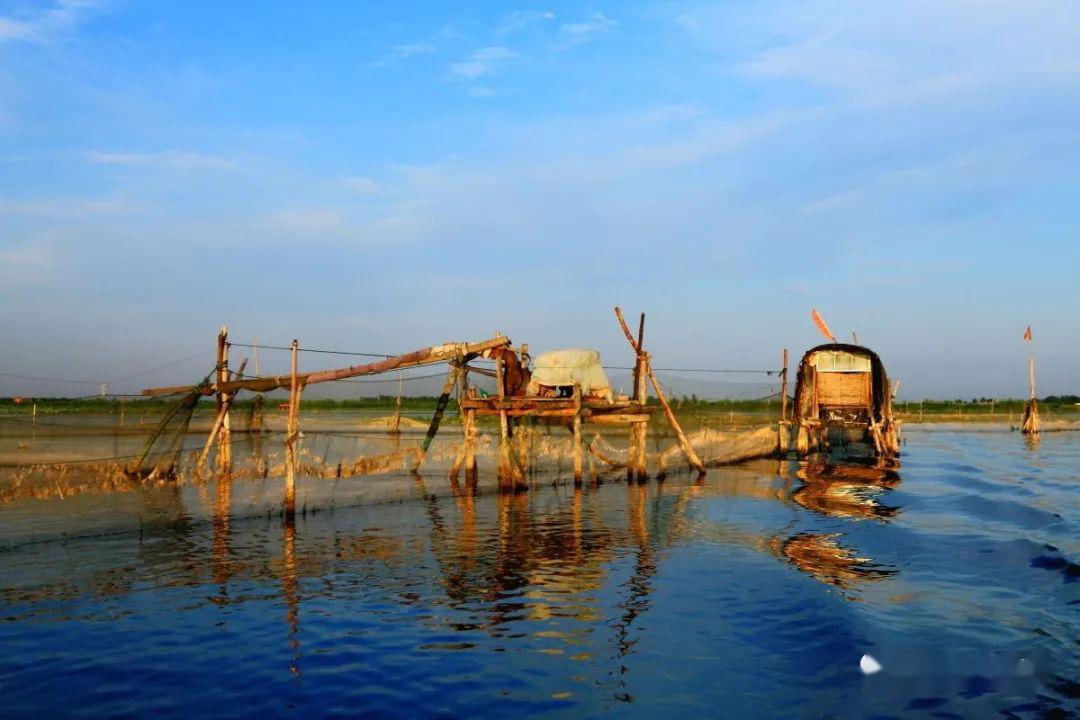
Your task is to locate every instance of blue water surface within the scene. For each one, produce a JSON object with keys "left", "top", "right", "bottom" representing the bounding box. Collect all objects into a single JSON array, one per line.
[{"left": 1, "top": 428, "right": 1077, "bottom": 718}]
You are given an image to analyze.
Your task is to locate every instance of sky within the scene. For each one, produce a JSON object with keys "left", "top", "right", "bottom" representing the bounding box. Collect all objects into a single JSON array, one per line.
[{"left": 1, "top": 0, "right": 1078, "bottom": 399}]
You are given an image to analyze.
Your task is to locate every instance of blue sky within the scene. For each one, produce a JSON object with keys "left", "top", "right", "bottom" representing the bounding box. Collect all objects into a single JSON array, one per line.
[{"left": 1, "top": 0, "right": 1078, "bottom": 398}]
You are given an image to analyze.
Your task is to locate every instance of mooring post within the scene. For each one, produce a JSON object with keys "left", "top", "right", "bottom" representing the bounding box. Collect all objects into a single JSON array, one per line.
[
  {"left": 778, "top": 348, "right": 789, "bottom": 454},
  {"left": 284, "top": 339, "right": 301, "bottom": 518}
]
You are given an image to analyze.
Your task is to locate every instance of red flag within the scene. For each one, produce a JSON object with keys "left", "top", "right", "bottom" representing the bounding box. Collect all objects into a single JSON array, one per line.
[
  {"left": 1023, "top": 326, "right": 1032, "bottom": 343},
  {"left": 811, "top": 309, "right": 837, "bottom": 343}
]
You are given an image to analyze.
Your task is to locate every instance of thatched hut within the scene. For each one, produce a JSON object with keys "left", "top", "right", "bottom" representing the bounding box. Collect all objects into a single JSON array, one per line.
[{"left": 792, "top": 343, "right": 900, "bottom": 458}]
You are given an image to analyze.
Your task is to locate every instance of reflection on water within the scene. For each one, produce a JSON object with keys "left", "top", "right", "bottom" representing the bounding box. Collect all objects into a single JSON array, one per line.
[{"left": 0, "top": 431, "right": 1077, "bottom": 718}]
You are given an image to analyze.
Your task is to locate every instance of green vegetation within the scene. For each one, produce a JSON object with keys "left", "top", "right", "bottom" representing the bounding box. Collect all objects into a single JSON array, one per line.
[{"left": 2, "top": 394, "right": 1077, "bottom": 423}]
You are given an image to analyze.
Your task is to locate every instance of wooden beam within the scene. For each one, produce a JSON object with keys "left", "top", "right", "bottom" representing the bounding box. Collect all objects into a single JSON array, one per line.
[{"left": 142, "top": 336, "right": 511, "bottom": 396}]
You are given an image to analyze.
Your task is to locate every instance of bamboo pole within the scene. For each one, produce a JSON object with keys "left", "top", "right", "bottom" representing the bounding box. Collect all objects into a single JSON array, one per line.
[{"left": 284, "top": 339, "right": 301, "bottom": 518}]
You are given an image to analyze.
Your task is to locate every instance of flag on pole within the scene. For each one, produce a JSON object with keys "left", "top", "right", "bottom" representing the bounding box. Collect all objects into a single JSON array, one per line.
[
  {"left": 811, "top": 309, "right": 837, "bottom": 343},
  {"left": 1023, "top": 326, "right": 1032, "bottom": 343}
]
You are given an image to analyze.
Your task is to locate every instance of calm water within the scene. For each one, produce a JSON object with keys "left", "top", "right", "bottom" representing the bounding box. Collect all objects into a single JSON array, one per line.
[{"left": 1, "top": 428, "right": 1077, "bottom": 718}]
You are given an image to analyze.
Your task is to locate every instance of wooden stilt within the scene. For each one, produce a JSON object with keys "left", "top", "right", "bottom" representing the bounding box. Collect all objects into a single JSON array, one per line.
[
  {"left": 628, "top": 312, "right": 648, "bottom": 483},
  {"left": 284, "top": 339, "right": 301, "bottom": 518},
  {"left": 464, "top": 408, "right": 478, "bottom": 482},
  {"left": 495, "top": 353, "right": 524, "bottom": 490},
  {"left": 778, "top": 348, "right": 789, "bottom": 455},
  {"left": 215, "top": 326, "right": 232, "bottom": 473},
  {"left": 573, "top": 384, "right": 584, "bottom": 485}
]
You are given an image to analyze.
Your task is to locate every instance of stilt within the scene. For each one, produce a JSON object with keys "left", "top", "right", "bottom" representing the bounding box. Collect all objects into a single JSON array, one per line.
[
  {"left": 628, "top": 312, "right": 648, "bottom": 482},
  {"left": 284, "top": 339, "right": 301, "bottom": 519},
  {"left": 573, "top": 384, "right": 584, "bottom": 485},
  {"left": 495, "top": 353, "right": 524, "bottom": 490},
  {"left": 778, "top": 348, "right": 789, "bottom": 455},
  {"left": 464, "top": 408, "right": 478, "bottom": 482},
  {"left": 215, "top": 326, "right": 232, "bottom": 473}
]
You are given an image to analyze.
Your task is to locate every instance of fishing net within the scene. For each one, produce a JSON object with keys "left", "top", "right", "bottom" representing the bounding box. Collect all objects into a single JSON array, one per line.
[{"left": 129, "top": 373, "right": 213, "bottom": 478}]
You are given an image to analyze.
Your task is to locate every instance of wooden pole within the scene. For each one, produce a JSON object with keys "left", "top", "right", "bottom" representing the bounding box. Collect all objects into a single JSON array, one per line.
[
  {"left": 198, "top": 359, "right": 247, "bottom": 471},
  {"left": 1022, "top": 353, "right": 1041, "bottom": 434},
  {"left": 495, "top": 353, "right": 523, "bottom": 489},
  {"left": 631, "top": 354, "right": 649, "bottom": 482},
  {"left": 414, "top": 365, "right": 460, "bottom": 471},
  {"left": 144, "top": 336, "right": 512, "bottom": 397},
  {"left": 391, "top": 370, "right": 404, "bottom": 435},
  {"left": 615, "top": 307, "right": 701, "bottom": 475},
  {"left": 284, "top": 339, "right": 301, "bottom": 518},
  {"left": 629, "top": 313, "right": 648, "bottom": 482},
  {"left": 646, "top": 362, "right": 705, "bottom": 475},
  {"left": 778, "top": 348, "right": 789, "bottom": 454},
  {"left": 573, "top": 384, "right": 584, "bottom": 485},
  {"left": 215, "top": 326, "right": 232, "bottom": 472}
]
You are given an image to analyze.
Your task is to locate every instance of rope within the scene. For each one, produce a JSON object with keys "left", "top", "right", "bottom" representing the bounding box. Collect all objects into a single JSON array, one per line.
[
  {"left": 227, "top": 342, "right": 392, "bottom": 359},
  {"left": 1, "top": 351, "right": 214, "bottom": 390}
]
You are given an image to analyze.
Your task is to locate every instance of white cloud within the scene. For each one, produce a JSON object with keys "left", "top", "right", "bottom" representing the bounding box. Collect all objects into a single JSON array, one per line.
[
  {"left": 557, "top": 12, "right": 617, "bottom": 47},
  {"left": 85, "top": 150, "right": 237, "bottom": 170},
  {"left": 449, "top": 46, "right": 519, "bottom": 79},
  {"left": 495, "top": 10, "right": 555, "bottom": 35},
  {"left": 467, "top": 86, "right": 496, "bottom": 99},
  {"left": 0, "top": 0, "right": 105, "bottom": 44}
]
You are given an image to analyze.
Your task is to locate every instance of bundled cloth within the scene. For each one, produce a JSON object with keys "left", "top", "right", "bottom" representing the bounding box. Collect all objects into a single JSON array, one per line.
[{"left": 527, "top": 349, "right": 614, "bottom": 402}]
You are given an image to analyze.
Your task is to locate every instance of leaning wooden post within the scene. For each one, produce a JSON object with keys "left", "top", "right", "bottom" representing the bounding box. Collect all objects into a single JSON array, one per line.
[
  {"left": 778, "top": 348, "right": 789, "bottom": 454},
  {"left": 284, "top": 339, "right": 301, "bottom": 518},
  {"left": 572, "top": 384, "right": 584, "bottom": 485},
  {"left": 413, "top": 364, "right": 460, "bottom": 472},
  {"left": 646, "top": 360, "right": 705, "bottom": 474},
  {"left": 215, "top": 326, "right": 232, "bottom": 472},
  {"left": 199, "top": 358, "right": 247, "bottom": 470}
]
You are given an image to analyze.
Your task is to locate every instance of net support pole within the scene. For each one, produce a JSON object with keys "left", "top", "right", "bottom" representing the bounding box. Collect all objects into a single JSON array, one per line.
[
  {"left": 572, "top": 384, "right": 584, "bottom": 485},
  {"left": 215, "top": 326, "right": 233, "bottom": 473},
  {"left": 778, "top": 348, "right": 789, "bottom": 455},
  {"left": 284, "top": 339, "right": 301, "bottom": 518}
]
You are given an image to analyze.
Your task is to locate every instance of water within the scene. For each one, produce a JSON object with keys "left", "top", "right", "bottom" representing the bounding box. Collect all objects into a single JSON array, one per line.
[{"left": 1, "top": 427, "right": 1077, "bottom": 718}]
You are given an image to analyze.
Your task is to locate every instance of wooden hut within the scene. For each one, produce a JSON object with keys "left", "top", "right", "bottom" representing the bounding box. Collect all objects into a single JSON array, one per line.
[{"left": 792, "top": 343, "right": 900, "bottom": 458}]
